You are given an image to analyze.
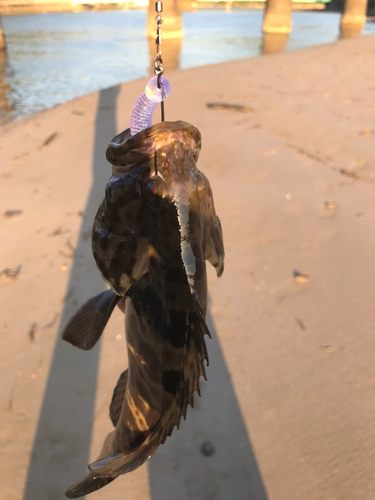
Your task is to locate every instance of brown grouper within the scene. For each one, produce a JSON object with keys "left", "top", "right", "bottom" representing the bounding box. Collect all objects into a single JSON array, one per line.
[{"left": 62, "top": 121, "right": 224, "bottom": 498}]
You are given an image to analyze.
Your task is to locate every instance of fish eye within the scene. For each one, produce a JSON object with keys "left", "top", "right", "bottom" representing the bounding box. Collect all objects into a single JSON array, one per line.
[
  {"left": 145, "top": 177, "right": 166, "bottom": 206},
  {"left": 196, "top": 172, "right": 206, "bottom": 200}
]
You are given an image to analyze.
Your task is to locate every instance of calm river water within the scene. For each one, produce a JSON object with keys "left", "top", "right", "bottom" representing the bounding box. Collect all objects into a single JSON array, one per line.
[{"left": 1, "top": 9, "right": 375, "bottom": 120}]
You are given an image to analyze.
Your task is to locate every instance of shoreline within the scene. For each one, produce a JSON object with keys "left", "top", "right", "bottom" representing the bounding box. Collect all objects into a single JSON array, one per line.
[
  {"left": 0, "top": 2, "right": 328, "bottom": 15},
  {"left": 1, "top": 12, "right": 375, "bottom": 127}
]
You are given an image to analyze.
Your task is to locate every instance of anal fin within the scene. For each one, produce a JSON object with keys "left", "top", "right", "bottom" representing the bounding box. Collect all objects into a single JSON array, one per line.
[{"left": 109, "top": 369, "right": 128, "bottom": 427}]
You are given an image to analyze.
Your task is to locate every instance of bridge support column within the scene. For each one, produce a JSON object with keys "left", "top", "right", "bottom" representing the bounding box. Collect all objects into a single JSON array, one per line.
[
  {"left": 0, "top": 17, "right": 6, "bottom": 51},
  {"left": 261, "top": 32, "right": 289, "bottom": 54},
  {"left": 340, "top": 0, "right": 368, "bottom": 35},
  {"left": 262, "top": 0, "right": 292, "bottom": 34},
  {"left": 147, "top": 0, "right": 184, "bottom": 40}
]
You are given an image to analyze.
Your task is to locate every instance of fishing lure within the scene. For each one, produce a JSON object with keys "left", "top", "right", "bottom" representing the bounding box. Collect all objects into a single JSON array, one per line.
[
  {"left": 130, "top": 76, "right": 170, "bottom": 136},
  {"left": 61, "top": 3, "right": 224, "bottom": 497}
]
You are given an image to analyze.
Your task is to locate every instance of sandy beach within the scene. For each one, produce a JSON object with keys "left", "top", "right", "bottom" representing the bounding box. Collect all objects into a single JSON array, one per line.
[{"left": 1, "top": 34, "right": 375, "bottom": 500}]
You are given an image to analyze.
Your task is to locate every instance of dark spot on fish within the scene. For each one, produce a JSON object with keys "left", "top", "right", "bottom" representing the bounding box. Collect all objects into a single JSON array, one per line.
[
  {"left": 129, "top": 432, "right": 146, "bottom": 449},
  {"left": 151, "top": 387, "right": 159, "bottom": 398},
  {"left": 164, "top": 350, "right": 172, "bottom": 360},
  {"left": 136, "top": 214, "right": 144, "bottom": 223},
  {"left": 162, "top": 371, "right": 181, "bottom": 394},
  {"left": 170, "top": 293, "right": 176, "bottom": 301},
  {"left": 110, "top": 211, "right": 120, "bottom": 223},
  {"left": 125, "top": 212, "right": 132, "bottom": 219},
  {"left": 101, "top": 237, "right": 109, "bottom": 250},
  {"left": 121, "top": 228, "right": 131, "bottom": 237},
  {"left": 166, "top": 310, "right": 187, "bottom": 348},
  {"left": 135, "top": 409, "right": 140, "bottom": 417},
  {"left": 129, "top": 257, "right": 137, "bottom": 268},
  {"left": 94, "top": 255, "right": 105, "bottom": 272},
  {"left": 118, "top": 240, "right": 127, "bottom": 252},
  {"left": 92, "top": 231, "right": 99, "bottom": 242},
  {"left": 130, "top": 240, "right": 138, "bottom": 251},
  {"left": 163, "top": 401, "right": 171, "bottom": 411},
  {"left": 111, "top": 255, "right": 121, "bottom": 270}
]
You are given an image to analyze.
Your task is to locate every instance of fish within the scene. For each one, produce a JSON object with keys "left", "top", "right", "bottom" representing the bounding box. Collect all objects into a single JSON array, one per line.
[{"left": 62, "top": 120, "right": 224, "bottom": 498}]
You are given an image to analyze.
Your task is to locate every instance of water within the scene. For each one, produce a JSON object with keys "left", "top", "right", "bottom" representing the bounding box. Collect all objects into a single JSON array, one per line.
[{"left": 1, "top": 9, "right": 375, "bottom": 121}]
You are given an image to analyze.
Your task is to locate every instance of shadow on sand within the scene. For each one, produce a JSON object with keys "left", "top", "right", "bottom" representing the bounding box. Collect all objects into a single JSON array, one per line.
[
  {"left": 22, "top": 85, "right": 120, "bottom": 500},
  {"left": 148, "top": 308, "right": 269, "bottom": 500}
]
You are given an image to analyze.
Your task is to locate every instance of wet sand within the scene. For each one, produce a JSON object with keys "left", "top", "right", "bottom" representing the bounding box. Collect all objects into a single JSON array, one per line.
[{"left": 1, "top": 34, "right": 375, "bottom": 500}]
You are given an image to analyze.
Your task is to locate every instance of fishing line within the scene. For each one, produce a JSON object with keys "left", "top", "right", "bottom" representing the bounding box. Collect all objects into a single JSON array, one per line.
[
  {"left": 154, "top": 1, "right": 165, "bottom": 122},
  {"left": 129, "top": 1, "right": 170, "bottom": 135}
]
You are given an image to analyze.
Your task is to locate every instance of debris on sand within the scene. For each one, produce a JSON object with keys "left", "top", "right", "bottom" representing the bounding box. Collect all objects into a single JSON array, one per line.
[
  {"left": 206, "top": 102, "right": 253, "bottom": 113},
  {"left": 293, "top": 270, "right": 310, "bottom": 283},
  {"left": 4, "top": 210, "right": 23, "bottom": 218},
  {"left": 0, "top": 265, "right": 22, "bottom": 284}
]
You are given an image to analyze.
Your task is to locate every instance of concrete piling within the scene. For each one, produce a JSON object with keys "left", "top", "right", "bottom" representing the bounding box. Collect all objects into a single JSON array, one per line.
[
  {"left": 0, "top": 17, "right": 6, "bottom": 51},
  {"left": 262, "top": 0, "right": 293, "bottom": 34},
  {"left": 340, "top": 0, "right": 368, "bottom": 35}
]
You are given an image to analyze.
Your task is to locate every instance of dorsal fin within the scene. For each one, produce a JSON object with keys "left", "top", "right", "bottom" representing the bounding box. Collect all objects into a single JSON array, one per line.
[
  {"left": 109, "top": 370, "right": 128, "bottom": 427},
  {"left": 62, "top": 289, "right": 120, "bottom": 350}
]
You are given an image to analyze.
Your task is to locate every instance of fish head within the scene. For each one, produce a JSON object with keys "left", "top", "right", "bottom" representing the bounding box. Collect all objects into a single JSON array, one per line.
[
  {"left": 92, "top": 121, "right": 224, "bottom": 297},
  {"left": 148, "top": 127, "right": 207, "bottom": 292}
]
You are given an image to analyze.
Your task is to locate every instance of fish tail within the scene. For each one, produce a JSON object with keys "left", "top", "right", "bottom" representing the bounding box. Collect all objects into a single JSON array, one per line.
[
  {"left": 65, "top": 430, "right": 118, "bottom": 498},
  {"left": 65, "top": 473, "right": 115, "bottom": 499}
]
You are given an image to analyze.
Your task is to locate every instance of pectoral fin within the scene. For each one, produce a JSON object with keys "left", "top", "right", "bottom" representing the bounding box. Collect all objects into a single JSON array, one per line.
[
  {"left": 205, "top": 215, "right": 224, "bottom": 277},
  {"left": 62, "top": 289, "right": 121, "bottom": 350}
]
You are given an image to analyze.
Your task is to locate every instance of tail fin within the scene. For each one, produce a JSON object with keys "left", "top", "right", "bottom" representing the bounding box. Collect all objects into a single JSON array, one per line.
[
  {"left": 65, "top": 431, "right": 118, "bottom": 498},
  {"left": 65, "top": 474, "right": 115, "bottom": 499},
  {"left": 62, "top": 289, "right": 121, "bottom": 350}
]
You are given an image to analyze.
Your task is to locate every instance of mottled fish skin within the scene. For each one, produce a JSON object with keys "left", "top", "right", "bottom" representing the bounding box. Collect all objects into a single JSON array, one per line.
[{"left": 64, "top": 121, "right": 224, "bottom": 498}]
